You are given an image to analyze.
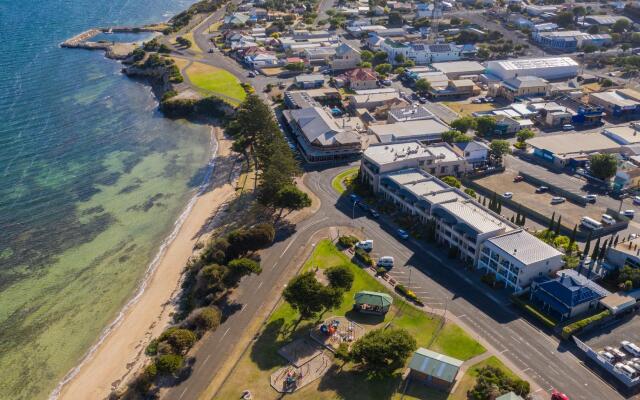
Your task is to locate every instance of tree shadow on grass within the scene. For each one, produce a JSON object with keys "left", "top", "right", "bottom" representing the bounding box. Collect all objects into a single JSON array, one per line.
[
  {"left": 316, "top": 364, "right": 403, "bottom": 400},
  {"left": 344, "top": 309, "right": 385, "bottom": 326}
]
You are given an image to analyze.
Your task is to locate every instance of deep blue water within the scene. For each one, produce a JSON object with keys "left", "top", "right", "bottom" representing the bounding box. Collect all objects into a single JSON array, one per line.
[{"left": 0, "top": 1, "right": 212, "bottom": 398}]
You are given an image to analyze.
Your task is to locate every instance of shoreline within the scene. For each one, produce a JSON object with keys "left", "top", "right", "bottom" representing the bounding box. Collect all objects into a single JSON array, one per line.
[{"left": 52, "top": 125, "right": 238, "bottom": 400}]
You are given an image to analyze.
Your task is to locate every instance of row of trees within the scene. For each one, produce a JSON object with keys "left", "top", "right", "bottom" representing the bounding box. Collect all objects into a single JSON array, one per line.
[{"left": 226, "top": 95, "right": 311, "bottom": 217}]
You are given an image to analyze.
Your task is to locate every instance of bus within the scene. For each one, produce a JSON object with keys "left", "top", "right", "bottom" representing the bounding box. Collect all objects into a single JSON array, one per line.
[{"left": 581, "top": 216, "right": 603, "bottom": 230}]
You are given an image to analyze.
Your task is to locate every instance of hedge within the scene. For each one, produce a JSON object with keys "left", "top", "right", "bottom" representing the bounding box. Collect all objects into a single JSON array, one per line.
[
  {"left": 355, "top": 248, "right": 374, "bottom": 266},
  {"left": 511, "top": 296, "right": 557, "bottom": 328},
  {"left": 395, "top": 284, "right": 424, "bottom": 306},
  {"left": 561, "top": 310, "right": 612, "bottom": 340},
  {"left": 338, "top": 235, "right": 359, "bottom": 249}
]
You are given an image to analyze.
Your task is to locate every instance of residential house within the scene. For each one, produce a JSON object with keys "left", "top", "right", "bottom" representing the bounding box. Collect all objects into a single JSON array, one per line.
[
  {"left": 496, "top": 76, "right": 549, "bottom": 102},
  {"left": 304, "top": 47, "right": 337, "bottom": 65},
  {"left": 224, "top": 13, "right": 251, "bottom": 27},
  {"left": 341, "top": 68, "right": 379, "bottom": 90},
  {"left": 330, "top": 42, "right": 362, "bottom": 71},
  {"left": 380, "top": 39, "right": 475, "bottom": 65},
  {"left": 529, "top": 271, "right": 608, "bottom": 320},
  {"left": 452, "top": 141, "right": 489, "bottom": 168}
]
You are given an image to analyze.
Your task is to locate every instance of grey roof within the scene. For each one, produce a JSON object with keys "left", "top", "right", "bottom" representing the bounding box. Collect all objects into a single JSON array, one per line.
[
  {"left": 388, "top": 105, "right": 434, "bottom": 122},
  {"left": 432, "top": 61, "right": 485, "bottom": 75},
  {"left": 555, "top": 269, "right": 611, "bottom": 297},
  {"left": 295, "top": 74, "right": 325, "bottom": 83},
  {"left": 289, "top": 107, "right": 360, "bottom": 146},
  {"left": 369, "top": 119, "right": 449, "bottom": 142},
  {"left": 335, "top": 42, "right": 360, "bottom": 56},
  {"left": 503, "top": 75, "right": 548, "bottom": 90},
  {"left": 408, "top": 348, "right": 463, "bottom": 383},
  {"left": 486, "top": 229, "right": 562, "bottom": 265}
]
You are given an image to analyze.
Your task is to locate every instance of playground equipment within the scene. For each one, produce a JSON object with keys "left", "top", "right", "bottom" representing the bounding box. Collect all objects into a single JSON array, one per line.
[
  {"left": 241, "top": 390, "right": 252, "bottom": 399},
  {"left": 320, "top": 319, "right": 340, "bottom": 336},
  {"left": 283, "top": 367, "right": 302, "bottom": 390}
]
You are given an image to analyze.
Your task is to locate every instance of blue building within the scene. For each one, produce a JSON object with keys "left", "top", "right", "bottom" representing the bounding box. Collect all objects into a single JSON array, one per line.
[
  {"left": 532, "top": 31, "right": 611, "bottom": 52},
  {"left": 529, "top": 270, "right": 609, "bottom": 321}
]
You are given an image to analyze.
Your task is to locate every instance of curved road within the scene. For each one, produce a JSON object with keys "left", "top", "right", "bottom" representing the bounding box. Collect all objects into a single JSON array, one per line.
[{"left": 165, "top": 164, "right": 626, "bottom": 400}]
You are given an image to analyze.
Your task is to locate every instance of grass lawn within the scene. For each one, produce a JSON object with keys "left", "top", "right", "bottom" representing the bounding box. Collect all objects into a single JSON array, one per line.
[
  {"left": 171, "top": 57, "right": 190, "bottom": 71},
  {"left": 214, "top": 240, "right": 485, "bottom": 400},
  {"left": 184, "top": 62, "right": 246, "bottom": 104},
  {"left": 430, "top": 322, "right": 486, "bottom": 361},
  {"left": 331, "top": 167, "right": 359, "bottom": 194},
  {"left": 443, "top": 102, "right": 496, "bottom": 117},
  {"left": 179, "top": 31, "right": 201, "bottom": 54}
]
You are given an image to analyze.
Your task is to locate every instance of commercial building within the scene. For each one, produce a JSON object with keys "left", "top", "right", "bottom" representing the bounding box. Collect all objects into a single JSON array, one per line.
[
  {"left": 431, "top": 61, "right": 485, "bottom": 80},
  {"left": 603, "top": 124, "right": 640, "bottom": 145},
  {"left": 532, "top": 31, "right": 611, "bottom": 52},
  {"left": 368, "top": 119, "right": 449, "bottom": 143},
  {"left": 294, "top": 74, "right": 325, "bottom": 89},
  {"left": 283, "top": 106, "right": 362, "bottom": 162},
  {"left": 348, "top": 92, "right": 405, "bottom": 113},
  {"left": 452, "top": 141, "right": 489, "bottom": 168},
  {"left": 408, "top": 348, "right": 463, "bottom": 390},
  {"left": 486, "top": 57, "right": 579, "bottom": 81},
  {"left": 583, "top": 15, "right": 631, "bottom": 26},
  {"left": 529, "top": 270, "right": 608, "bottom": 320},
  {"left": 606, "top": 237, "right": 640, "bottom": 270},
  {"left": 478, "top": 230, "right": 564, "bottom": 292},
  {"left": 360, "top": 142, "right": 469, "bottom": 190},
  {"left": 589, "top": 90, "right": 640, "bottom": 119},
  {"left": 528, "top": 132, "right": 621, "bottom": 168},
  {"left": 429, "top": 79, "right": 481, "bottom": 99}
]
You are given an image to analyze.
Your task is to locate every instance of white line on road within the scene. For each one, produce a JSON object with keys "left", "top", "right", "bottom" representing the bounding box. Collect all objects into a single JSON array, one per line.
[
  {"left": 257, "top": 281, "right": 264, "bottom": 289},
  {"left": 179, "top": 388, "right": 188, "bottom": 400},
  {"left": 202, "top": 354, "right": 212, "bottom": 366},
  {"left": 220, "top": 328, "right": 230, "bottom": 341}
]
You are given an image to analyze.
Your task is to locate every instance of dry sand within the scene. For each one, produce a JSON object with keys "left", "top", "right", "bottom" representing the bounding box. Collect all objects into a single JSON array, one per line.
[{"left": 57, "top": 127, "right": 237, "bottom": 400}]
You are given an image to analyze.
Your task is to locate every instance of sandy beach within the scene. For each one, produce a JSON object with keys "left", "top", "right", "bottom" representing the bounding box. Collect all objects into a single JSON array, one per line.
[{"left": 55, "top": 126, "right": 237, "bottom": 400}]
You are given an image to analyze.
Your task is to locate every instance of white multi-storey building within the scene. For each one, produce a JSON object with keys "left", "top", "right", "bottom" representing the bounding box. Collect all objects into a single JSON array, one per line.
[
  {"left": 478, "top": 230, "right": 564, "bottom": 292},
  {"left": 363, "top": 167, "right": 564, "bottom": 288}
]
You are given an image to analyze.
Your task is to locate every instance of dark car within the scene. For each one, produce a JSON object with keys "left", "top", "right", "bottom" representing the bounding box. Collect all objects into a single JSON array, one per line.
[
  {"left": 369, "top": 209, "right": 380, "bottom": 218},
  {"left": 397, "top": 229, "right": 409, "bottom": 240},
  {"left": 358, "top": 202, "right": 370, "bottom": 211},
  {"left": 349, "top": 194, "right": 360, "bottom": 203}
]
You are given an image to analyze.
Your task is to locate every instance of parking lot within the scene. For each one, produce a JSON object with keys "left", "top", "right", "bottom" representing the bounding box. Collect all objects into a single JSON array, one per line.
[
  {"left": 582, "top": 314, "right": 640, "bottom": 352},
  {"left": 473, "top": 169, "right": 608, "bottom": 232}
]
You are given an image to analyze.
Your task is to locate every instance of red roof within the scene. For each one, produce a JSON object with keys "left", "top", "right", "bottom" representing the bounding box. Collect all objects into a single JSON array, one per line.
[
  {"left": 286, "top": 57, "right": 304, "bottom": 63},
  {"left": 341, "top": 68, "right": 378, "bottom": 82}
]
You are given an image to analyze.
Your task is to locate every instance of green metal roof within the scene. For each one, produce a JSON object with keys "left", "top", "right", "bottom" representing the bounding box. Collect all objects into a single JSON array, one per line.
[
  {"left": 496, "top": 392, "right": 524, "bottom": 400},
  {"left": 354, "top": 291, "right": 393, "bottom": 308},
  {"left": 408, "top": 348, "right": 463, "bottom": 383}
]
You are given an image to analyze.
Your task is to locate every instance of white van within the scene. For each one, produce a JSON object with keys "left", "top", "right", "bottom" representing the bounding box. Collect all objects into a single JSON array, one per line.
[
  {"left": 601, "top": 214, "right": 616, "bottom": 225},
  {"left": 616, "top": 363, "right": 638, "bottom": 379},
  {"left": 377, "top": 256, "right": 394, "bottom": 269},
  {"left": 356, "top": 240, "right": 373, "bottom": 252},
  {"left": 622, "top": 341, "right": 640, "bottom": 357},
  {"left": 600, "top": 351, "right": 616, "bottom": 363},
  {"left": 581, "top": 216, "right": 602, "bottom": 230}
]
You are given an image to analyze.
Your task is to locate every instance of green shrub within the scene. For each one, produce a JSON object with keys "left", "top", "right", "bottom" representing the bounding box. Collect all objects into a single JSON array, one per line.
[
  {"left": 325, "top": 264, "right": 355, "bottom": 290},
  {"left": 338, "top": 235, "right": 359, "bottom": 248},
  {"left": 162, "top": 90, "right": 178, "bottom": 101},
  {"left": 145, "top": 339, "right": 159, "bottom": 356},
  {"left": 511, "top": 296, "right": 557, "bottom": 328},
  {"left": 155, "top": 354, "right": 184, "bottom": 375},
  {"left": 159, "top": 327, "right": 197, "bottom": 354},
  {"left": 561, "top": 310, "right": 611, "bottom": 339},
  {"left": 355, "top": 247, "right": 374, "bottom": 266},
  {"left": 395, "top": 284, "right": 422, "bottom": 305}
]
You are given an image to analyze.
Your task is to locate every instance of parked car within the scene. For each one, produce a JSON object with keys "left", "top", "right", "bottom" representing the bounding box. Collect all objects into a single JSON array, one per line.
[
  {"left": 485, "top": 96, "right": 494, "bottom": 102},
  {"left": 536, "top": 186, "right": 549, "bottom": 193},
  {"left": 513, "top": 175, "right": 524, "bottom": 182},
  {"left": 551, "top": 197, "right": 566, "bottom": 204},
  {"left": 247, "top": 71, "right": 257, "bottom": 78},
  {"left": 472, "top": 98, "right": 483, "bottom": 104},
  {"left": 377, "top": 256, "right": 394, "bottom": 269},
  {"left": 623, "top": 209, "right": 635, "bottom": 218},
  {"left": 551, "top": 390, "right": 570, "bottom": 400},
  {"left": 381, "top": 79, "right": 392, "bottom": 86},
  {"left": 397, "top": 229, "right": 409, "bottom": 240},
  {"left": 634, "top": 196, "right": 640, "bottom": 205},
  {"left": 418, "top": 96, "right": 427, "bottom": 104},
  {"left": 369, "top": 208, "right": 380, "bottom": 218},
  {"left": 601, "top": 214, "right": 616, "bottom": 225},
  {"left": 599, "top": 351, "right": 616, "bottom": 363},
  {"left": 356, "top": 240, "right": 373, "bottom": 252},
  {"left": 349, "top": 194, "right": 361, "bottom": 203},
  {"left": 611, "top": 347, "right": 627, "bottom": 359},
  {"left": 208, "top": 48, "right": 214, "bottom": 53},
  {"left": 358, "top": 202, "right": 370, "bottom": 212},
  {"left": 562, "top": 124, "right": 575, "bottom": 131},
  {"left": 584, "top": 194, "right": 597, "bottom": 203},
  {"left": 503, "top": 192, "right": 513, "bottom": 199},
  {"left": 622, "top": 341, "right": 640, "bottom": 357}
]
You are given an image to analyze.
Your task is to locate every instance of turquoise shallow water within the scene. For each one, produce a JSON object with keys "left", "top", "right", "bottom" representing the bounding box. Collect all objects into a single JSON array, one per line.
[{"left": 0, "top": 1, "right": 211, "bottom": 399}]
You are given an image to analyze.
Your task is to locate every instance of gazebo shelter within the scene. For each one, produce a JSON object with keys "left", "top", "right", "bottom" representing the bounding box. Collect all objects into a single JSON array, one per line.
[{"left": 354, "top": 291, "right": 393, "bottom": 315}]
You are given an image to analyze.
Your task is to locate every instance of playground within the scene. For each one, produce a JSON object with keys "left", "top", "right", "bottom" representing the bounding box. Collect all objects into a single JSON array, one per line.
[
  {"left": 310, "top": 316, "right": 365, "bottom": 352},
  {"left": 270, "top": 340, "right": 332, "bottom": 393}
]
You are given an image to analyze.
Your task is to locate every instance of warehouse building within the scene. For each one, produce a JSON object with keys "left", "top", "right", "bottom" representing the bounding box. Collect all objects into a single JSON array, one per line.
[
  {"left": 486, "top": 57, "right": 579, "bottom": 81},
  {"left": 431, "top": 60, "right": 485, "bottom": 80},
  {"left": 532, "top": 31, "right": 611, "bottom": 52},
  {"left": 528, "top": 132, "right": 621, "bottom": 168}
]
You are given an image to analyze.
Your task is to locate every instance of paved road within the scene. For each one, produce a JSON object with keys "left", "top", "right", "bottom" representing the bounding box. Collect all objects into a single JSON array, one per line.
[
  {"left": 315, "top": 0, "right": 336, "bottom": 24},
  {"left": 165, "top": 161, "right": 631, "bottom": 400}
]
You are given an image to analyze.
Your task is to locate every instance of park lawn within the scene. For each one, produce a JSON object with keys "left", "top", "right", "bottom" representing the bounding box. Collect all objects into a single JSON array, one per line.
[
  {"left": 331, "top": 167, "right": 359, "bottom": 194},
  {"left": 214, "top": 240, "right": 484, "bottom": 400},
  {"left": 179, "top": 31, "right": 201, "bottom": 53},
  {"left": 184, "top": 62, "right": 246, "bottom": 104},
  {"left": 171, "top": 57, "right": 190, "bottom": 71},
  {"left": 430, "top": 322, "right": 486, "bottom": 361},
  {"left": 443, "top": 102, "right": 495, "bottom": 117}
]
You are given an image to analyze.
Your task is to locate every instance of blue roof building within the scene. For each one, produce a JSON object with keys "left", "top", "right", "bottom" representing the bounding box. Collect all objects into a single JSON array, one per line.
[{"left": 529, "top": 271, "right": 606, "bottom": 321}]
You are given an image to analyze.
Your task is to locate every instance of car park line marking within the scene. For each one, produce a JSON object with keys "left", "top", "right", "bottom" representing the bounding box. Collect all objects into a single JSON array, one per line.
[
  {"left": 220, "top": 328, "right": 230, "bottom": 341},
  {"left": 257, "top": 281, "right": 263, "bottom": 290},
  {"left": 179, "top": 388, "right": 188, "bottom": 399}
]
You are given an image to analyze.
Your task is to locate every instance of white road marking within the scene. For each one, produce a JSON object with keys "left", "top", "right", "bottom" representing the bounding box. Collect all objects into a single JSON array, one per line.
[
  {"left": 220, "top": 328, "right": 230, "bottom": 341},
  {"left": 257, "top": 281, "right": 264, "bottom": 289},
  {"left": 179, "top": 388, "right": 188, "bottom": 400},
  {"left": 202, "top": 354, "right": 212, "bottom": 366}
]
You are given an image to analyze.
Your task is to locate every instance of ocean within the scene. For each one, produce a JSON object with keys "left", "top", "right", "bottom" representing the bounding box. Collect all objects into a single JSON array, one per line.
[{"left": 0, "top": 1, "right": 209, "bottom": 399}]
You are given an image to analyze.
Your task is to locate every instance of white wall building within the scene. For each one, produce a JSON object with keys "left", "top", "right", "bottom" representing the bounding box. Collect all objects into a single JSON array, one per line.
[
  {"left": 380, "top": 39, "right": 473, "bottom": 64},
  {"left": 486, "top": 57, "right": 579, "bottom": 81},
  {"left": 478, "top": 230, "right": 564, "bottom": 292}
]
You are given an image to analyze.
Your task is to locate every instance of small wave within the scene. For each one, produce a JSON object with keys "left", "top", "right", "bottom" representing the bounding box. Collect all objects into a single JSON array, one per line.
[{"left": 49, "top": 126, "right": 219, "bottom": 400}]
